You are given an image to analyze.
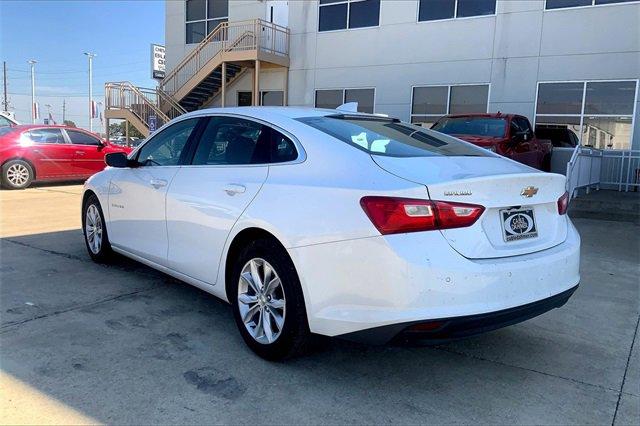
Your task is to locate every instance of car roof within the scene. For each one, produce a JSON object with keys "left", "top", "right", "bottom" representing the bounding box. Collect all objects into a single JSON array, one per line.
[{"left": 180, "top": 106, "right": 378, "bottom": 120}]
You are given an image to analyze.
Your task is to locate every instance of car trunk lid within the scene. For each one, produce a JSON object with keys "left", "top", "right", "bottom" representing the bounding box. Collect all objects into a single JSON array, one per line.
[{"left": 372, "top": 155, "right": 568, "bottom": 259}]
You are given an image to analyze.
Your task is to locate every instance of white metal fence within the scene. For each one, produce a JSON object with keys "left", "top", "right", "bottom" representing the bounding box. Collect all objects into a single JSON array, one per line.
[{"left": 562, "top": 146, "right": 640, "bottom": 198}]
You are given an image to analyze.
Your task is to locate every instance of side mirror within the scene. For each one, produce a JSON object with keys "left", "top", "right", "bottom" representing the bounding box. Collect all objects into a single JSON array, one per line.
[
  {"left": 512, "top": 131, "right": 528, "bottom": 144},
  {"left": 105, "top": 152, "right": 132, "bottom": 168}
]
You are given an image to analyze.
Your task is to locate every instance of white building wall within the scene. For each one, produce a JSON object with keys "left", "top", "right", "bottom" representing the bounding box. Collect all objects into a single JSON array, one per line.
[{"left": 165, "top": 0, "right": 640, "bottom": 148}]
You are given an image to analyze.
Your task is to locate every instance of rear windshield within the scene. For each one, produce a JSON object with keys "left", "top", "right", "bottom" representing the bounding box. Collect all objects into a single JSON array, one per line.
[
  {"left": 432, "top": 117, "right": 507, "bottom": 138},
  {"left": 0, "top": 127, "right": 17, "bottom": 137},
  {"left": 296, "top": 116, "right": 489, "bottom": 157}
]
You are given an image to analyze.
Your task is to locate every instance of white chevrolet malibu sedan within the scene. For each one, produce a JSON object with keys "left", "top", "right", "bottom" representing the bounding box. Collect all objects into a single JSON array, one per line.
[{"left": 82, "top": 107, "right": 580, "bottom": 360}]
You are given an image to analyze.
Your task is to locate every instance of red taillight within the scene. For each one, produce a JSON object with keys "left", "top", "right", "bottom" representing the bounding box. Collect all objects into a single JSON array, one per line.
[
  {"left": 360, "top": 196, "right": 484, "bottom": 235},
  {"left": 557, "top": 191, "right": 569, "bottom": 215}
]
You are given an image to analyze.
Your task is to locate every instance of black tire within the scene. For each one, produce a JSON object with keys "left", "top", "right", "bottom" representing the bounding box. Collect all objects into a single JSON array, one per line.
[
  {"left": 2, "top": 159, "right": 33, "bottom": 189},
  {"left": 228, "top": 238, "right": 311, "bottom": 361},
  {"left": 82, "top": 194, "right": 113, "bottom": 263}
]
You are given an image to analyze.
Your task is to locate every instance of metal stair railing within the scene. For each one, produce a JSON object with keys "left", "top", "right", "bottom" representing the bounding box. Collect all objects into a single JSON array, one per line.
[
  {"left": 105, "top": 82, "right": 172, "bottom": 128},
  {"left": 160, "top": 18, "right": 290, "bottom": 98},
  {"left": 156, "top": 88, "right": 187, "bottom": 119}
]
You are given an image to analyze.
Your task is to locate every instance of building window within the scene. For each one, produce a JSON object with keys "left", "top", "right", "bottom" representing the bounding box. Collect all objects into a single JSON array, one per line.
[
  {"left": 411, "top": 84, "right": 489, "bottom": 127},
  {"left": 318, "top": 0, "right": 380, "bottom": 32},
  {"left": 186, "top": 0, "right": 228, "bottom": 44},
  {"left": 237, "top": 91, "right": 285, "bottom": 106},
  {"left": 545, "top": 0, "right": 638, "bottom": 9},
  {"left": 315, "top": 88, "right": 375, "bottom": 113},
  {"left": 418, "top": 0, "right": 496, "bottom": 22},
  {"left": 535, "top": 80, "right": 637, "bottom": 150}
]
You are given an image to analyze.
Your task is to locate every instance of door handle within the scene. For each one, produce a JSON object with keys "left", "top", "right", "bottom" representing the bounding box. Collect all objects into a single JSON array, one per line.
[
  {"left": 223, "top": 183, "right": 246, "bottom": 195},
  {"left": 75, "top": 151, "right": 86, "bottom": 155},
  {"left": 149, "top": 178, "right": 168, "bottom": 189}
]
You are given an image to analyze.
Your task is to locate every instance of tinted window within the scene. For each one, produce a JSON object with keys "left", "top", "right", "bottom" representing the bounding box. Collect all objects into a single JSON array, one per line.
[
  {"left": 27, "top": 128, "right": 66, "bottom": 144},
  {"left": 349, "top": 0, "right": 380, "bottom": 28},
  {"left": 0, "top": 127, "right": 16, "bottom": 136},
  {"left": 238, "top": 91, "right": 252, "bottom": 107},
  {"left": 319, "top": 3, "right": 348, "bottom": 31},
  {"left": 271, "top": 129, "right": 298, "bottom": 163},
  {"left": 456, "top": 0, "right": 496, "bottom": 17},
  {"left": 513, "top": 117, "right": 533, "bottom": 135},
  {"left": 186, "top": 21, "right": 206, "bottom": 44},
  {"left": 595, "top": 0, "right": 637, "bottom": 3},
  {"left": 186, "top": 0, "right": 206, "bottom": 21},
  {"left": 67, "top": 130, "right": 101, "bottom": 145},
  {"left": 191, "top": 117, "right": 269, "bottom": 165},
  {"left": 536, "top": 83, "right": 584, "bottom": 115},
  {"left": 535, "top": 127, "right": 579, "bottom": 148},
  {"left": 262, "top": 91, "right": 284, "bottom": 106},
  {"left": 432, "top": 117, "right": 507, "bottom": 137},
  {"left": 546, "top": 0, "right": 591, "bottom": 8},
  {"left": 137, "top": 118, "right": 199, "bottom": 166},
  {"left": 419, "top": 0, "right": 455, "bottom": 21},
  {"left": 207, "top": 0, "right": 227, "bottom": 18},
  {"left": 449, "top": 85, "right": 489, "bottom": 114},
  {"left": 316, "top": 90, "right": 343, "bottom": 110},
  {"left": 345, "top": 89, "right": 375, "bottom": 114},
  {"left": 298, "top": 116, "right": 489, "bottom": 157},
  {"left": 584, "top": 81, "right": 636, "bottom": 115}
]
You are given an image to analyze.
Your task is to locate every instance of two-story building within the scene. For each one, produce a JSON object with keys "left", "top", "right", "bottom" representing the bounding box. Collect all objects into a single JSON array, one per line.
[{"left": 141, "top": 0, "right": 640, "bottom": 151}]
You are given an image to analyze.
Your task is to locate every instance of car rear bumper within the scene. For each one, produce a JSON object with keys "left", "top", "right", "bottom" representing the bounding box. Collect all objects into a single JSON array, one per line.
[
  {"left": 338, "top": 284, "right": 578, "bottom": 345},
  {"left": 288, "top": 219, "right": 581, "bottom": 339}
]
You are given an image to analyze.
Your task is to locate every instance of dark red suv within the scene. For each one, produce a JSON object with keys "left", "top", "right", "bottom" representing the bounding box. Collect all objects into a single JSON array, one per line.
[{"left": 431, "top": 113, "right": 553, "bottom": 171}]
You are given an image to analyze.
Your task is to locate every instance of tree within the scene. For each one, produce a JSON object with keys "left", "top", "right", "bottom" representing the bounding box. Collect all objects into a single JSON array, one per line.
[{"left": 63, "top": 120, "right": 76, "bottom": 127}]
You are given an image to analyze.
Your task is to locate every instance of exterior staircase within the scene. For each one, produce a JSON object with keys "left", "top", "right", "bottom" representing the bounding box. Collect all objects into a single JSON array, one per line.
[
  {"left": 104, "top": 82, "right": 186, "bottom": 137},
  {"left": 104, "top": 19, "right": 290, "bottom": 136}
]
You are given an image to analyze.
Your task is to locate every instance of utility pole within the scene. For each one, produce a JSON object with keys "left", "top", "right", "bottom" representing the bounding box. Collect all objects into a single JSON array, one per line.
[
  {"left": 28, "top": 60, "right": 37, "bottom": 124},
  {"left": 84, "top": 52, "right": 96, "bottom": 132},
  {"left": 62, "top": 99, "right": 66, "bottom": 123},
  {"left": 2, "top": 61, "right": 8, "bottom": 112}
]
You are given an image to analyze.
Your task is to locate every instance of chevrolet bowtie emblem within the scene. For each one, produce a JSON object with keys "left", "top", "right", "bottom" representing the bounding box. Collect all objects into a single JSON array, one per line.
[{"left": 521, "top": 186, "right": 539, "bottom": 198}]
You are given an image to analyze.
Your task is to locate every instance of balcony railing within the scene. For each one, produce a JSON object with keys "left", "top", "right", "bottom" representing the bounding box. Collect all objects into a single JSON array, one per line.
[{"left": 160, "top": 19, "right": 290, "bottom": 97}]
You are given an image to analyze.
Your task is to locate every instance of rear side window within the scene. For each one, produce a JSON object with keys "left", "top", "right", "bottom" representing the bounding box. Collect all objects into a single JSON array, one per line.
[
  {"left": 26, "top": 128, "right": 66, "bottom": 144},
  {"left": 297, "top": 115, "right": 489, "bottom": 157},
  {"left": 67, "top": 129, "right": 101, "bottom": 146},
  {"left": 270, "top": 129, "right": 297, "bottom": 163},
  {"left": 0, "top": 127, "right": 17, "bottom": 137},
  {"left": 192, "top": 117, "right": 270, "bottom": 165}
]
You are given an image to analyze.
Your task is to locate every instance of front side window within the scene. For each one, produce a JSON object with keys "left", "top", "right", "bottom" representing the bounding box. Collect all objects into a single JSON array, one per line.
[
  {"left": 319, "top": 0, "right": 380, "bottom": 32},
  {"left": 66, "top": 129, "right": 101, "bottom": 146},
  {"left": 546, "top": 0, "right": 636, "bottom": 9},
  {"left": 411, "top": 84, "right": 489, "bottom": 127},
  {"left": 535, "top": 80, "right": 637, "bottom": 150},
  {"left": 315, "top": 88, "right": 375, "bottom": 113},
  {"left": 298, "top": 115, "right": 490, "bottom": 157},
  {"left": 26, "top": 128, "right": 66, "bottom": 144},
  {"left": 418, "top": 0, "right": 496, "bottom": 21},
  {"left": 136, "top": 118, "right": 199, "bottom": 166},
  {"left": 432, "top": 117, "right": 507, "bottom": 138},
  {"left": 186, "top": 0, "right": 228, "bottom": 44},
  {"left": 191, "top": 117, "right": 270, "bottom": 165}
]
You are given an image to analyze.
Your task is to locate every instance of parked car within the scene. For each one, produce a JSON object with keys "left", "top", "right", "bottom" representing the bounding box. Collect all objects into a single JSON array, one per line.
[
  {"left": 534, "top": 126, "right": 579, "bottom": 148},
  {"left": 0, "top": 112, "right": 19, "bottom": 127},
  {"left": 0, "top": 125, "right": 132, "bottom": 189},
  {"left": 431, "top": 113, "right": 553, "bottom": 171},
  {"left": 82, "top": 107, "right": 580, "bottom": 360}
]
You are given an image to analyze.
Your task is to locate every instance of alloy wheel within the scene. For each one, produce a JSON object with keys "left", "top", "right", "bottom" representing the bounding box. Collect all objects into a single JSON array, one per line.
[
  {"left": 237, "top": 258, "right": 286, "bottom": 345},
  {"left": 6, "top": 164, "right": 30, "bottom": 187},
  {"left": 85, "top": 204, "right": 103, "bottom": 254}
]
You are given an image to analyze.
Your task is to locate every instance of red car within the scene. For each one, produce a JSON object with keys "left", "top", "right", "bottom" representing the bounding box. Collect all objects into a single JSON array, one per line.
[
  {"left": 431, "top": 113, "right": 553, "bottom": 171},
  {"left": 0, "top": 125, "right": 132, "bottom": 189}
]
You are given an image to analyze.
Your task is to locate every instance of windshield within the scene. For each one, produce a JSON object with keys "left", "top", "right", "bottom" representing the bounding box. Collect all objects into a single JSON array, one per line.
[
  {"left": 297, "top": 115, "right": 490, "bottom": 157},
  {"left": 432, "top": 117, "right": 507, "bottom": 138}
]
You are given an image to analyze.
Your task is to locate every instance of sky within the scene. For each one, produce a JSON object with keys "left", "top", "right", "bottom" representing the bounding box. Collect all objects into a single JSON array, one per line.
[{"left": 0, "top": 0, "right": 165, "bottom": 131}]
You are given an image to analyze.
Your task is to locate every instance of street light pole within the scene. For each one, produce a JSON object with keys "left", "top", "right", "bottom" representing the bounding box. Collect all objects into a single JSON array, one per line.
[
  {"left": 45, "top": 104, "right": 51, "bottom": 123},
  {"left": 28, "top": 60, "right": 36, "bottom": 124},
  {"left": 84, "top": 52, "right": 96, "bottom": 132}
]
